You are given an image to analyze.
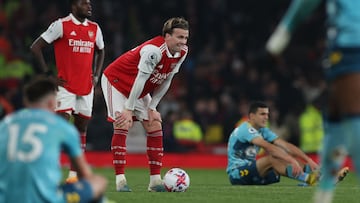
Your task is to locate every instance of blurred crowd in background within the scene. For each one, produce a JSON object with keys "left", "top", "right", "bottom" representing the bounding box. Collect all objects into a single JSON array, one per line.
[{"left": 0, "top": 0, "right": 326, "bottom": 153}]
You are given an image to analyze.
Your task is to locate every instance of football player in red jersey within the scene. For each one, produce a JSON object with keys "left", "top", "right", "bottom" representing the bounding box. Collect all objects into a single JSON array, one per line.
[
  {"left": 30, "top": 0, "right": 105, "bottom": 182},
  {"left": 101, "top": 17, "right": 189, "bottom": 192}
]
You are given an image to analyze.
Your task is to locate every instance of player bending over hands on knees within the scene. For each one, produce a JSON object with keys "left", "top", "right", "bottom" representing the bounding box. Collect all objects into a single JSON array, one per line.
[
  {"left": 226, "top": 101, "right": 348, "bottom": 186},
  {"left": 0, "top": 77, "right": 108, "bottom": 203},
  {"left": 101, "top": 17, "right": 189, "bottom": 192}
]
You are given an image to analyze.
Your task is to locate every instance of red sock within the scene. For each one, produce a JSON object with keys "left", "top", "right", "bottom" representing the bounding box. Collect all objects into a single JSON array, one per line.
[
  {"left": 80, "top": 132, "right": 86, "bottom": 152},
  {"left": 70, "top": 132, "right": 86, "bottom": 171},
  {"left": 112, "top": 129, "right": 128, "bottom": 175},
  {"left": 147, "top": 130, "right": 163, "bottom": 175}
]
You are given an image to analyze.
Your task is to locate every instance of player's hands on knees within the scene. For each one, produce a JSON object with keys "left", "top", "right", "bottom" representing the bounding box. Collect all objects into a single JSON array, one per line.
[
  {"left": 148, "top": 109, "right": 162, "bottom": 127},
  {"left": 114, "top": 110, "right": 133, "bottom": 129}
]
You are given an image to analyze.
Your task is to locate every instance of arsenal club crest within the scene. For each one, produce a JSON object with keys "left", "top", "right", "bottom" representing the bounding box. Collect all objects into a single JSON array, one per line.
[{"left": 88, "top": 31, "right": 94, "bottom": 39}]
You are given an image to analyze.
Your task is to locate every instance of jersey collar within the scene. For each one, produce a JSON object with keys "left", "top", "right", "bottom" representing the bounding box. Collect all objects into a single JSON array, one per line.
[
  {"left": 165, "top": 46, "right": 181, "bottom": 58},
  {"left": 69, "top": 13, "right": 89, "bottom": 26}
]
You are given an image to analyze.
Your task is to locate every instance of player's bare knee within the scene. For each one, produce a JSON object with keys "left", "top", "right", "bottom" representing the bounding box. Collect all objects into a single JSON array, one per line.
[
  {"left": 143, "top": 120, "right": 162, "bottom": 132},
  {"left": 113, "top": 123, "right": 130, "bottom": 131}
]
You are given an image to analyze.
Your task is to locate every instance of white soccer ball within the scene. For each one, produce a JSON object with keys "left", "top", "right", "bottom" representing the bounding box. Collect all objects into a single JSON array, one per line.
[{"left": 163, "top": 168, "right": 190, "bottom": 192}]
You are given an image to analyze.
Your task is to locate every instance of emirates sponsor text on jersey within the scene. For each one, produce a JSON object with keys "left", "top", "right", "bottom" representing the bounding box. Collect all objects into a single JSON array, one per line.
[
  {"left": 68, "top": 39, "right": 94, "bottom": 53},
  {"left": 150, "top": 69, "right": 171, "bottom": 85}
]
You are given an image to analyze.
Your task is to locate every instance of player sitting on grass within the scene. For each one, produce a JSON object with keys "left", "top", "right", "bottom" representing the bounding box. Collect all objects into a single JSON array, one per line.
[{"left": 226, "top": 101, "right": 348, "bottom": 186}]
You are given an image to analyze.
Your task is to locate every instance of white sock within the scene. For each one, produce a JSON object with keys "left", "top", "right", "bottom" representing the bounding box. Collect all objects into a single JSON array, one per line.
[
  {"left": 150, "top": 174, "right": 162, "bottom": 184},
  {"left": 313, "top": 190, "right": 333, "bottom": 203},
  {"left": 116, "top": 174, "right": 126, "bottom": 184},
  {"left": 68, "top": 170, "right": 77, "bottom": 178}
]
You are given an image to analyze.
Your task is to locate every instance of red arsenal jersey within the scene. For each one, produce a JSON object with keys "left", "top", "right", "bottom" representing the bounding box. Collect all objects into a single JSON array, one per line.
[
  {"left": 104, "top": 36, "right": 188, "bottom": 98},
  {"left": 48, "top": 15, "right": 101, "bottom": 95}
]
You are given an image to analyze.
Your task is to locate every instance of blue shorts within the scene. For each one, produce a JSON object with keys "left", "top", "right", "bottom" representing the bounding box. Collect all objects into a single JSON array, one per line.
[
  {"left": 228, "top": 160, "right": 280, "bottom": 185},
  {"left": 324, "top": 47, "right": 360, "bottom": 81},
  {"left": 61, "top": 180, "right": 93, "bottom": 203}
]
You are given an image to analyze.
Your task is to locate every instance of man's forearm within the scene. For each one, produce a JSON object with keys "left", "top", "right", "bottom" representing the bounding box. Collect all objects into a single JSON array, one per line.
[
  {"left": 94, "top": 49, "right": 105, "bottom": 77},
  {"left": 148, "top": 74, "right": 174, "bottom": 110},
  {"left": 125, "top": 71, "right": 150, "bottom": 110}
]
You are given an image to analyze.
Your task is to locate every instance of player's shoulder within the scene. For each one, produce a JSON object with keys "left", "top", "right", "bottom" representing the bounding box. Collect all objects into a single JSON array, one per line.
[
  {"left": 30, "top": 109, "right": 77, "bottom": 133},
  {"left": 137, "top": 36, "right": 162, "bottom": 51},
  {"left": 86, "top": 19, "right": 100, "bottom": 27},
  {"left": 239, "top": 122, "right": 264, "bottom": 140},
  {"left": 238, "top": 121, "right": 251, "bottom": 129},
  {"left": 0, "top": 111, "right": 15, "bottom": 127},
  {"left": 234, "top": 122, "right": 255, "bottom": 135},
  {"left": 44, "top": 15, "right": 69, "bottom": 28},
  {"left": 4, "top": 109, "right": 52, "bottom": 124},
  {"left": 140, "top": 44, "right": 162, "bottom": 59},
  {"left": 50, "top": 115, "right": 78, "bottom": 138},
  {"left": 243, "top": 122, "right": 258, "bottom": 134},
  {"left": 142, "top": 44, "right": 161, "bottom": 53},
  {"left": 53, "top": 114, "right": 77, "bottom": 130},
  {"left": 59, "top": 15, "right": 72, "bottom": 23}
]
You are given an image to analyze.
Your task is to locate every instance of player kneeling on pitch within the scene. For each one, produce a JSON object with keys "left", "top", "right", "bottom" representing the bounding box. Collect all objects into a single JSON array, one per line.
[{"left": 0, "top": 77, "right": 108, "bottom": 203}]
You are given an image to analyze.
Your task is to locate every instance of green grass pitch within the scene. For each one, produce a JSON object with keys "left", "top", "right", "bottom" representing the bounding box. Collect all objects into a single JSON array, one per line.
[{"left": 65, "top": 167, "right": 360, "bottom": 203}]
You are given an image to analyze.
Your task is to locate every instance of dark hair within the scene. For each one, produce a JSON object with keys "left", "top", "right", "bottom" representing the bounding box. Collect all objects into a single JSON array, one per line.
[
  {"left": 162, "top": 17, "right": 189, "bottom": 36},
  {"left": 248, "top": 101, "right": 268, "bottom": 115},
  {"left": 23, "top": 77, "right": 58, "bottom": 103}
]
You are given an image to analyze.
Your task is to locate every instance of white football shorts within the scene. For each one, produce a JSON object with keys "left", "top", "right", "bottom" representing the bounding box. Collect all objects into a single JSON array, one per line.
[
  {"left": 101, "top": 74, "right": 151, "bottom": 122},
  {"left": 55, "top": 86, "right": 94, "bottom": 118}
]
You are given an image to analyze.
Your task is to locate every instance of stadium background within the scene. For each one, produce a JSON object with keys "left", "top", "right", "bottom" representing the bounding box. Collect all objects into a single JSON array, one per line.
[{"left": 0, "top": 0, "right": 330, "bottom": 166}]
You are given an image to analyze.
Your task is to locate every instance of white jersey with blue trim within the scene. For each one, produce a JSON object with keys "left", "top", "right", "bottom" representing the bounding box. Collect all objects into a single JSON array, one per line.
[{"left": 226, "top": 122, "right": 278, "bottom": 173}]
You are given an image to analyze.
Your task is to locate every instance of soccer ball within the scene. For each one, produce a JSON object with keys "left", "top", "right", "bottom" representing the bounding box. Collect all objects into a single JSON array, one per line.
[{"left": 163, "top": 168, "right": 190, "bottom": 192}]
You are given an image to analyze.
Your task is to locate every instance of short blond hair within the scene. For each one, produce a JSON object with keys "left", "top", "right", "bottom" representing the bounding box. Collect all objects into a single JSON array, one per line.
[{"left": 162, "top": 17, "right": 189, "bottom": 36}]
